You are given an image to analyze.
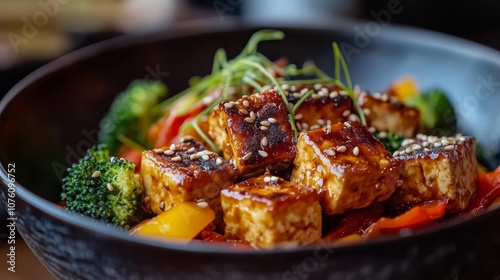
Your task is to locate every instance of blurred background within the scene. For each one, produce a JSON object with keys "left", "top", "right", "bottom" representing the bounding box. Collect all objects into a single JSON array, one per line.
[
  {"left": 1, "top": 0, "right": 500, "bottom": 279},
  {"left": 1, "top": 0, "right": 500, "bottom": 98}
]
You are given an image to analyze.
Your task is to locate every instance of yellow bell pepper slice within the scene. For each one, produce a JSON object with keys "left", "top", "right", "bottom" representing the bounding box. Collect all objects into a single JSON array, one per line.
[
  {"left": 389, "top": 76, "right": 419, "bottom": 102},
  {"left": 130, "top": 202, "right": 215, "bottom": 243}
]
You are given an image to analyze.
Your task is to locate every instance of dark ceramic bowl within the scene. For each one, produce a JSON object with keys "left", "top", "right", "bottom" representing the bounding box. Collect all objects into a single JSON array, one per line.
[{"left": 1, "top": 18, "right": 500, "bottom": 280}]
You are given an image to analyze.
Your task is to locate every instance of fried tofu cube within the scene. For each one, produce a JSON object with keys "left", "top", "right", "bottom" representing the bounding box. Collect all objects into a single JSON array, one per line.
[
  {"left": 358, "top": 92, "right": 419, "bottom": 138},
  {"left": 285, "top": 84, "right": 353, "bottom": 132},
  {"left": 221, "top": 175, "right": 321, "bottom": 248},
  {"left": 390, "top": 134, "right": 478, "bottom": 213},
  {"left": 141, "top": 138, "right": 238, "bottom": 223},
  {"left": 209, "top": 90, "right": 296, "bottom": 177},
  {"left": 290, "top": 121, "right": 402, "bottom": 215}
]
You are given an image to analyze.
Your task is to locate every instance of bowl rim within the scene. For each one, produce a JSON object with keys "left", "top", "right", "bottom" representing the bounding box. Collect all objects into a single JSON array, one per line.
[{"left": 1, "top": 16, "right": 500, "bottom": 255}]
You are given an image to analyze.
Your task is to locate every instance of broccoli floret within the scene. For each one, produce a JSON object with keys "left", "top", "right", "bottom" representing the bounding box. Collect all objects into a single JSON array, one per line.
[
  {"left": 375, "top": 130, "right": 404, "bottom": 154},
  {"left": 99, "top": 80, "right": 167, "bottom": 154},
  {"left": 61, "top": 144, "right": 143, "bottom": 229},
  {"left": 405, "top": 90, "right": 457, "bottom": 136}
]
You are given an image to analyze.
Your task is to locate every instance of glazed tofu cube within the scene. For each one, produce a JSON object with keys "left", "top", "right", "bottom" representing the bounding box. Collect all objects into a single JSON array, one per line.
[
  {"left": 221, "top": 175, "right": 321, "bottom": 249},
  {"left": 141, "top": 138, "right": 238, "bottom": 223},
  {"left": 209, "top": 90, "right": 296, "bottom": 177},
  {"left": 284, "top": 84, "right": 353, "bottom": 132},
  {"left": 358, "top": 92, "right": 419, "bottom": 138},
  {"left": 390, "top": 134, "right": 477, "bottom": 213},
  {"left": 290, "top": 121, "right": 402, "bottom": 215}
]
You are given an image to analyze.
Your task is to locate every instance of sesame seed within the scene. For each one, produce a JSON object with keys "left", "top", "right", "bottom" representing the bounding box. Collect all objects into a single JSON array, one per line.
[
  {"left": 316, "top": 119, "right": 325, "bottom": 125},
  {"left": 302, "top": 122, "right": 309, "bottom": 129},
  {"left": 180, "top": 135, "right": 193, "bottom": 142},
  {"left": 310, "top": 124, "right": 320, "bottom": 130},
  {"left": 187, "top": 147, "right": 196, "bottom": 153},
  {"left": 260, "top": 120, "right": 271, "bottom": 126},
  {"left": 325, "top": 149, "right": 336, "bottom": 156},
  {"left": 373, "top": 93, "right": 382, "bottom": 99},
  {"left": 412, "top": 144, "right": 422, "bottom": 151},
  {"left": 368, "top": 127, "right": 376, "bottom": 133},
  {"left": 321, "top": 87, "right": 329, "bottom": 94},
  {"left": 216, "top": 158, "right": 223, "bottom": 165},
  {"left": 336, "top": 146, "right": 347, "bottom": 153},
  {"left": 348, "top": 114, "right": 360, "bottom": 122},
  {"left": 250, "top": 111, "right": 256, "bottom": 120},
  {"left": 201, "top": 155, "right": 210, "bottom": 160},
  {"left": 329, "top": 91, "right": 339, "bottom": 98},
  {"left": 325, "top": 125, "right": 332, "bottom": 134},
  {"left": 239, "top": 109, "right": 249, "bottom": 115},
  {"left": 268, "top": 118, "right": 277, "bottom": 124},
  {"left": 107, "top": 183, "right": 114, "bottom": 192},
  {"left": 441, "top": 139, "right": 449, "bottom": 146},
  {"left": 293, "top": 92, "right": 302, "bottom": 99},
  {"left": 416, "top": 134, "right": 427, "bottom": 140},
  {"left": 353, "top": 147, "right": 360, "bottom": 156},
  {"left": 402, "top": 139, "right": 415, "bottom": 146},
  {"left": 159, "top": 201, "right": 165, "bottom": 211},
  {"left": 91, "top": 171, "right": 101, "bottom": 178},
  {"left": 170, "top": 144, "right": 176, "bottom": 151},
  {"left": 396, "top": 180, "right": 403, "bottom": 187},
  {"left": 197, "top": 201, "right": 209, "bottom": 208},
  {"left": 244, "top": 117, "right": 254, "bottom": 124},
  {"left": 190, "top": 154, "right": 200, "bottom": 160},
  {"left": 444, "top": 145, "right": 455, "bottom": 150},
  {"left": 300, "top": 88, "right": 309, "bottom": 95},
  {"left": 281, "top": 84, "right": 290, "bottom": 90},
  {"left": 290, "top": 85, "right": 297, "bottom": 91},
  {"left": 424, "top": 148, "right": 431, "bottom": 152},
  {"left": 243, "top": 152, "right": 252, "bottom": 161},
  {"left": 224, "top": 102, "right": 234, "bottom": 109},
  {"left": 342, "top": 110, "right": 351, "bottom": 117},
  {"left": 422, "top": 142, "right": 429, "bottom": 147},
  {"left": 313, "top": 84, "right": 322, "bottom": 90},
  {"left": 260, "top": 126, "right": 268, "bottom": 131},
  {"left": 258, "top": 150, "right": 268, "bottom": 157},
  {"left": 459, "top": 137, "right": 466, "bottom": 141},
  {"left": 405, "top": 147, "right": 413, "bottom": 154},
  {"left": 344, "top": 122, "right": 351, "bottom": 128},
  {"left": 164, "top": 150, "right": 175, "bottom": 156},
  {"left": 270, "top": 176, "right": 279, "bottom": 182},
  {"left": 381, "top": 94, "right": 389, "bottom": 102},
  {"left": 378, "top": 131, "right": 387, "bottom": 138},
  {"left": 340, "top": 90, "right": 348, "bottom": 96},
  {"left": 393, "top": 151, "right": 400, "bottom": 157},
  {"left": 261, "top": 137, "right": 268, "bottom": 147},
  {"left": 296, "top": 122, "right": 302, "bottom": 131},
  {"left": 172, "top": 156, "right": 182, "bottom": 162},
  {"left": 243, "top": 100, "right": 250, "bottom": 107},
  {"left": 295, "top": 113, "right": 303, "bottom": 120},
  {"left": 154, "top": 148, "right": 165, "bottom": 154},
  {"left": 434, "top": 142, "right": 442, "bottom": 147},
  {"left": 363, "top": 108, "right": 371, "bottom": 115},
  {"left": 311, "top": 94, "right": 320, "bottom": 100},
  {"left": 263, "top": 176, "right": 271, "bottom": 183}
]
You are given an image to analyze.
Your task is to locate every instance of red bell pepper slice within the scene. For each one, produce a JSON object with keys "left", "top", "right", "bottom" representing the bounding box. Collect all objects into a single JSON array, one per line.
[
  {"left": 363, "top": 200, "right": 448, "bottom": 239},
  {"left": 153, "top": 102, "right": 207, "bottom": 148},
  {"left": 463, "top": 167, "right": 500, "bottom": 214}
]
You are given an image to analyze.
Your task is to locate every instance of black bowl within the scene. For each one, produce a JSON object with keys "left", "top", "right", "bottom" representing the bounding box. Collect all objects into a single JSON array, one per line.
[{"left": 1, "top": 18, "right": 500, "bottom": 280}]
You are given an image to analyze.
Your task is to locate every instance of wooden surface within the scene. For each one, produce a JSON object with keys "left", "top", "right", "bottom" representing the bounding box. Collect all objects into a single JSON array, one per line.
[{"left": 0, "top": 237, "right": 56, "bottom": 280}]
